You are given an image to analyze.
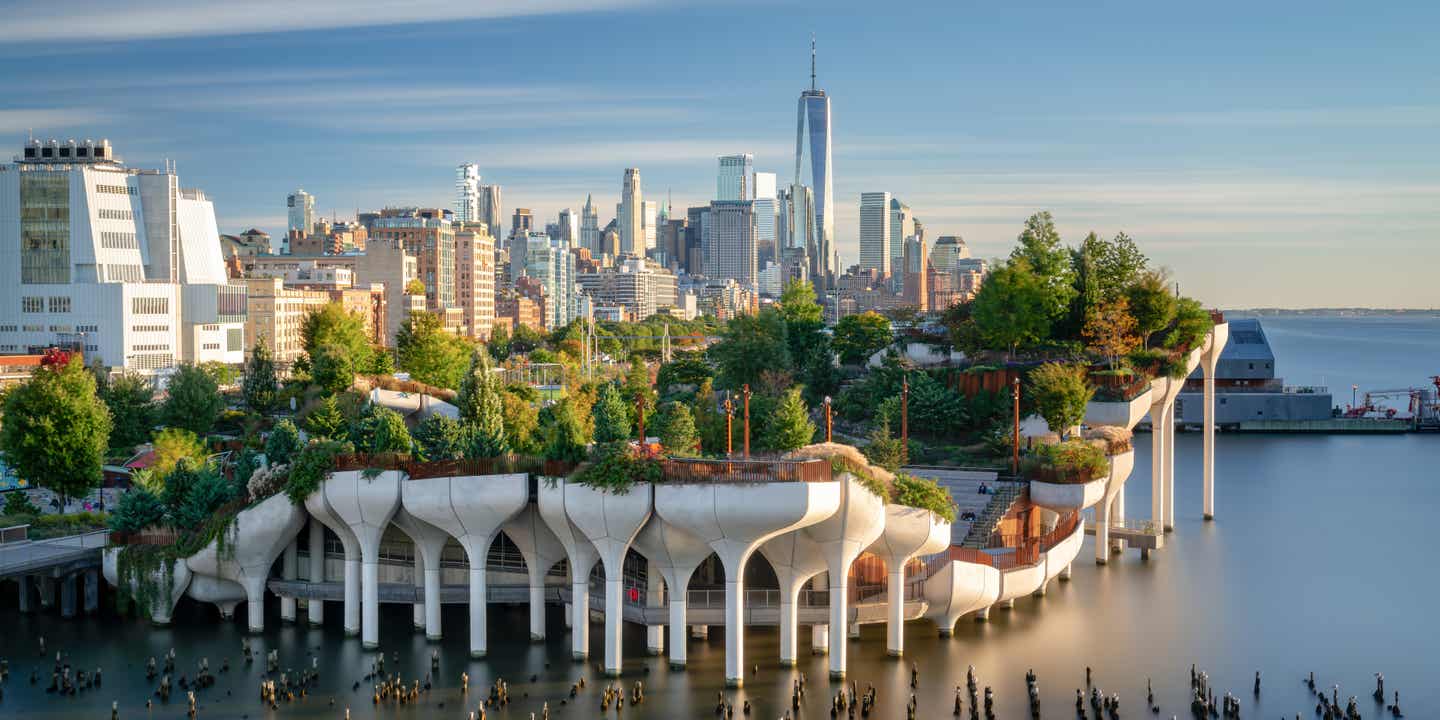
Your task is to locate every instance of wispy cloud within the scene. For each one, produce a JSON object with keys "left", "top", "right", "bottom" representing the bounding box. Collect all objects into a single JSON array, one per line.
[
  {"left": 0, "top": 0, "right": 667, "bottom": 43},
  {"left": 1117, "top": 105, "right": 1440, "bottom": 129},
  {"left": 0, "top": 108, "right": 110, "bottom": 134}
]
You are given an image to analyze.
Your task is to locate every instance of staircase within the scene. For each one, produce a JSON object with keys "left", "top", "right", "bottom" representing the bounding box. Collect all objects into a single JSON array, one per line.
[{"left": 960, "top": 483, "right": 1026, "bottom": 548}]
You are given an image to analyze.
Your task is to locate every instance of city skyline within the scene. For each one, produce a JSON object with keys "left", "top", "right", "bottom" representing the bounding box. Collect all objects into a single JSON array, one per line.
[{"left": 1, "top": 1, "right": 1436, "bottom": 308}]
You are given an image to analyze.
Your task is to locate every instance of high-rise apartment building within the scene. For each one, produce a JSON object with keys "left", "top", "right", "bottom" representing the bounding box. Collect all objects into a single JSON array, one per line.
[
  {"left": 478, "top": 184, "right": 502, "bottom": 239},
  {"left": 455, "top": 164, "right": 481, "bottom": 222},
  {"left": 902, "top": 235, "right": 928, "bottom": 311},
  {"left": 557, "top": 208, "right": 579, "bottom": 250},
  {"left": 366, "top": 208, "right": 456, "bottom": 315},
  {"left": 859, "top": 191, "right": 892, "bottom": 275},
  {"left": 580, "top": 194, "right": 600, "bottom": 254},
  {"left": 520, "top": 232, "right": 575, "bottom": 329},
  {"left": 657, "top": 216, "right": 687, "bottom": 272},
  {"left": 706, "top": 200, "right": 758, "bottom": 288},
  {"left": 753, "top": 172, "right": 778, "bottom": 268},
  {"left": 717, "top": 154, "right": 754, "bottom": 201},
  {"left": 288, "top": 188, "right": 315, "bottom": 235},
  {"left": 508, "top": 208, "right": 534, "bottom": 281},
  {"left": 1, "top": 137, "right": 246, "bottom": 372},
  {"left": 795, "top": 39, "right": 834, "bottom": 286},
  {"left": 619, "top": 168, "right": 643, "bottom": 256},
  {"left": 455, "top": 221, "right": 495, "bottom": 340},
  {"left": 684, "top": 206, "right": 709, "bottom": 276},
  {"left": 889, "top": 198, "right": 914, "bottom": 275}
]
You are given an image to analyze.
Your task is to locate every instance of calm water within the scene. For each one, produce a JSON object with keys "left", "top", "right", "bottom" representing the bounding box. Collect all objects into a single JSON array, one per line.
[{"left": 3, "top": 316, "right": 1438, "bottom": 719}]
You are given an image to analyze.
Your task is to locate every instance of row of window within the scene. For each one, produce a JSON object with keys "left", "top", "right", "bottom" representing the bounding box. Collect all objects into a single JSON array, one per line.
[
  {"left": 202, "top": 343, "right": 220, "bottom": 350},
  {"left": 106, "top": 265, "right": 143, "bottom": 283},
  {"left": 96, "top": 184, "right": 135, "bottom": 196},
  {"left": 132, "top": 344, "right": 170, "bottom": 352},
  {"left": 97, "top": 208, "right": 133, "bottom": 220},
  {"left": 20, "top": 296, "right": 71, "bottom": 313},
  {"left": 76, "top": 324, "right": 98, "bottom": 333},
  {"left": 131, "top": 297, "right": 170, "bottom": 315},
  {"left": 100, "top": 231, "right": 138, "bottom": 249},
  {"left": 130, "top": 354, "right": 173, "bottom": 370},
  {"left": 132, "top": 325, "right": 170, "bottom": 333}
]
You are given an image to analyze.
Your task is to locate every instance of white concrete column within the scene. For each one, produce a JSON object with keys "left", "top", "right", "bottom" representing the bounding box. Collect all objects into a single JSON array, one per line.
[
  {"left": 527, "top": 566, "right": 547, "bottom": 642},
  {"left": 724, "top": 577, "right": 745, "bottom": 686},
  {"left": 668, "top": 594, "right": 689, "bottom": 667},
  {"left": 886, "top": 567, "right": 905, "bottom": 656},
  {"left": 1111, "top": 492, "right": 1126, "bottom": 553},
  {"left": 242, "top": 576, "right": 267, "bottom": 633},
  {"left": 1149, "top": 401, "right": 1166, "bottom": 533},
  {"left": 361, "top": 555, "right": 380, "bottom": 648},
  {"left": 603, "top": 571, "right": 625, "bottom": 676},
  {"left": 412, "top": 552, "right": 425, "bottom": 630},
  {"left": 571, "top": 577, "right": 590, "bottom": 660},
  {"left": 468, "top": 560, "right": 488, "bottom": 657},
  {"left": 17, "top": 574, "right": 32, "bottom": 613},
  {"left": 778, "top": 595, "right": 799, "bottom": 666},
  {"left": 1163, "top": 401, "right": 1176, "bottom": 532},
  {"left": 811, "top": 624, "right": 829, "bottom": 654},
  {"left": 307, "top": 520, "right": 325, "bottom": 625},
  {"left": 1060, "top": 562, "right": 1073, "bottom": 580},
  {"left": 343, "top": 558, "right": 361, "bottom": 636},
  {"left": 1203, "top": 365, "right": 1217, "bottom": 520},
  {"left": 281, "top": 539, "right": 297, "bottom": 623},
  {"left": 502, "top": 505, "right": 567, "bottom": 645},
  {"left": 645, "top": 563, "right": 664, "bottom": 656},
  {"left": 424, "top": 562, "right": 442, "bottom": 640},
  {"left": 1094, "top": 496, "right": 1111, "bottom": 565}
]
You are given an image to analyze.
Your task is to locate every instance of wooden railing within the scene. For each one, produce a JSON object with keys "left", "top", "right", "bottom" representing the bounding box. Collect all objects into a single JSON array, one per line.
[
  {"left": 926, "top": 511, "right": 1081, "bottom": 575},
  {"left": 657, "top": 457, "right": 833, "bottom": 485},
  {"left": 332, "top": 453, "right": 578, "bottom": 479},
  {"left": 109, "top": 528, "right": 180, "bottom": 547}
]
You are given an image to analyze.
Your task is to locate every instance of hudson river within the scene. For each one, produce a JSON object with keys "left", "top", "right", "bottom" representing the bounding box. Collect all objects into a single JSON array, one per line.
[{"left": 2, "top": 315, "right": 1437, "bottom": 719}]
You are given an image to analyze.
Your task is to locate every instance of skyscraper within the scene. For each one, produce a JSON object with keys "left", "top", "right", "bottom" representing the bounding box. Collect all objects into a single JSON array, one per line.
[
  {"left": 580, "top": 194, "right": 600, "bottom": 254},
  {"left": 717, "top": 154, "right": 754, "bottom": 201},
  {"left": 859, "top": 192, "right": 892, "bottom": 275},
  {"left": 509, "top": 208, "right": 534, "bottom": 282},
  {"left": 795, "top": 38, "right": 834, "bottom": 286},
  {"left": 707, "top": 200, "right": 758, "bottom": 288},
  {"left": 889, "top": 198, "right": 913, "bottom": 276},
  {"left": 478, "top": 184, "right": 503, "bottom": 237},
  {"left": 455, "top": 163, "right": 480, "bottom": 222},
  {"left": 557, "top": 208, "right": 579, "bottom": 249},
  {"left": 287, "top": 188, "right": 315, "bottom": 244},
  {"left": 642, "top": 200, "right": 658, "bottom": 252},
  {"left": 619, "top": 168, "right": 643, "bottom": 256},
  {"left": 753, "top": 172, "right": 778, "bottom": 268}
]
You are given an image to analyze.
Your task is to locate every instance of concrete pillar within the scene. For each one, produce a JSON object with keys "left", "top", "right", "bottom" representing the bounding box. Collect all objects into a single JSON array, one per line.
[
  {"left": 411, "top": 552, "right": 425, "bottom": 631},
  {"left": 668, "top": 595, "right": 689, "bottom": 668},
  {"left": 18, "top": 574, "right": 33, "bottom": 613},
  {"left": 1094, "top": 494, "right": 1111, "bottom": 565},
  {"left": 997, "top": 597, "right": 1015, "bottom": 609},
  {"left": 974, "top": 606, "right": 990, "bottom": 622},
  {"left": 779, "top": 595, "right": 799, "bottom": 666},
  {"left": 307, "top": 520, "right": 325, "bottom": 626},
  {"left": 1034, "top": 577, "right": 1050, "bottom": 597},
  {"left": 886, "top": 568, "right": 905, "bottom": 656},
  {"left": 847, "top": 621, "right": 860, "bottom": 639},
  {"left": 1060, "top": 562, "right": 1073, "bottom": 580},
  {"left": 1149, "top": 401, "right": 1166, "bottom": 534},
  {"left": 83, "top": 569, "right": 99, "bottom": 614},
  {"left": 1203, "top": 362, "right": 1217, "bottom": 520},
  {"left": 1163, "top": 401, "right": 1176, "bottom": 532},
  {"left": 281, "top": 539, "right": 298, "bottom": 623},
  {"left": 423, "top": 560, "right": 441, "bottom": 641},
  {"left": 526, "top": 568, "right": 546, "bottom": 642},
  {"left": 571, "top": 578, "right": 590, "bottom": 660},
  {"left": 690, "top": 625, "right": 709, "bottom": 639},
  {"left": 603, "top": 570, "right": 625, "bottom": 676},
  {"left": 811, "top": 624, "right": 829, "bottom": 654},
  {"left": 61, "top": 573, "right": 78, "bottom": 619},
  {"left": 343, "top": 558, "right": 361, "bottom": 637},
  {"left": 468, "top": 561, "right": 488, "bottom": 657},
  {"left": 39, "top": 576, "right": 55, "bottom": 608},
  {"left": 645, "top": 564, "right": 664, "bottom": 656},
  {"left": 242, "top": 576, "right": 267, "bottom": 633},
  {"left": 1111, "top": 492, "right": 1126, "bottom": 553},
  {"left": 723, "top": 577, "right": 745, "bottom": 685}
]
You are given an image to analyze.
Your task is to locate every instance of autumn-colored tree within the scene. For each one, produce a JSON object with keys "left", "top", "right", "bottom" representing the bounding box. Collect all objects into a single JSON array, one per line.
[{"left": 1083, "top": 296, "right": 1140, "bottom": 368}]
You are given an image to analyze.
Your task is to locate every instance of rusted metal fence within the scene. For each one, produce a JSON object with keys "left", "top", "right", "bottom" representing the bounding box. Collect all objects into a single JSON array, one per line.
[
  {"left": 658, "top": 457, "right": 833, "bottom": 484},
  {"left": 332, "top": 453, "right": 577, "bottom": 479}
]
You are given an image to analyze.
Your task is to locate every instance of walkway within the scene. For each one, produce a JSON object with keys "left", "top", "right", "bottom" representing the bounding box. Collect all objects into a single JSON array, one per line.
[{"left": 0, "top": 530, "right": 108, "bottom": 580}]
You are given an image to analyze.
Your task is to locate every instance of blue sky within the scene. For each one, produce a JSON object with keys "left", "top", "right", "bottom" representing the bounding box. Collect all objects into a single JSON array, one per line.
[{"left": 2, "top": 0, "right": 1437, "bottom": 308}]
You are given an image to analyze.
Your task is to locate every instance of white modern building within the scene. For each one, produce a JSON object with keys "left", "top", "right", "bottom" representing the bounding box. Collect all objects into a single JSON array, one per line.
[
  {"left": 521, "top": 231, "right": 576, "bottom": 329},
  {"left": 642, "top": 200, "right": 658, "bottom": 252},
  {"left": 619, "top": 168, "right": 643, "bottom": 256},
  {"left": 478, "top": 184, "right": 503, "bottom": 240},
  {"left": 717, "top": 154, "right": 753, "bottom": 201},
  {"left": 455, "top": 163, "right": 481, "bottom": 223},
  {"left": 858, "top": 191, "right": 892, "bottom": 275},
  {"left": 0, "top": 138, "right": 247, "bottom": 373},
  {"left": 556, "top": 208, "right": 579, "bottom": 250}
]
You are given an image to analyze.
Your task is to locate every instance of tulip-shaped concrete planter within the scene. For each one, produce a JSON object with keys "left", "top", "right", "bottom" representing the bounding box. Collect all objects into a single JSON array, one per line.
[
  {"left": 323, "top": 469, "right": 402, "bottom": 649},
  {"left": 559, "top": 481, "right": 653, "bottom": 677},
  {"left": 186, "top": 493, "right": 307, "bottom": 632},
  {"left": 304, "top": 484, "right": 363, "bottom": 636},
  {"left": 923, "top": 555, "right": 1002, "bottom": 635},
  {"left": 656, "top": 478, "right": 841, "bottom": 687},
  {"left": 389, "top": 507, "right": 452, "bottom": 640},
  {"left": 800, "top": 474, "right": 886, "bottom": 678},
  {"left": 866, "top": 504, "right": 951, "bottom": 657},
  {"left": 501, "top": 504, "right": 569, "bottom": 642},
  {"left": 1029, "top": 472, "right": 1110, "bottom": 513},
  {"left": 633, "top": 516, "right": 716, "bottom": 668},
  {"left": 185, "top": 573, "right": 248, "bottom": 619},
  {"left": 103, "top": 547, "right": 193, "bottom": 625},
  {"left": 758, "top": 528, "right": 828, "bottom": 667},
  {"left": 1093, "top": 448, "right": 1137, "bottom": 564},
  {"left": 402, "top": 473, "right": 529, "bottom": 658},
  {"left": 537, "top": 480, "right": 602, "bottom": 661}
]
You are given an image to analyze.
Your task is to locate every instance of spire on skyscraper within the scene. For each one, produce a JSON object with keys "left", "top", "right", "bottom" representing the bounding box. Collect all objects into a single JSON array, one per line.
[{"left": 810, "top": 34, "right": 816, "bottom": 91}]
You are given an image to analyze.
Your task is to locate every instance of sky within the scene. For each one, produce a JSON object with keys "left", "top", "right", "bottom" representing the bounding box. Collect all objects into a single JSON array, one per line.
[{"left": 1, "top": 0, "right": 1437, "bottom": 309}]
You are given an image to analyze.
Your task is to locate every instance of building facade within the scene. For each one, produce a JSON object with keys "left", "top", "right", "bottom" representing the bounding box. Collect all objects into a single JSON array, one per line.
[
  {"left": 717, "top": 154, "right": 754, "bottom": 201},
  {"left": 859, "top": 191, "right": 892, "bottom": 275},
  {"left": 455, "top": 222, "right": 496, "bottom": 340},
  {"left": 706, "top": 200, "right": 758, "bottom": 288},
  {"left": 576, "top": 256, "right": 677, "bottom": 321},
  {"left": 455, "top": 164, "right": 481, "bottom": 223},
  {"left": 795, "top": 42, "right": 835, "bottom": 287},
  {"left": 580, "top": 194, "right": 599, "bottom": 255},
  {"left": 619, "top": 168, "right": 643, "bottom": 256},
  {"left": 366, "top": 208, "right": 456, "bottom": 317}
]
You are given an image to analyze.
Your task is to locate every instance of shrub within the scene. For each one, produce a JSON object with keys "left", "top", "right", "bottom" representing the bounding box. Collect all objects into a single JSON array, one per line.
[
  {"left": 861, "top": 419, "right": 905, "bottom": 472},
  {"left": 571, "top": 443, "right": 661, "bottom": 494},
  {"left": 1028, "top": 362, "right": 1094, "bottom": 438},
  {"left": 109, "top": 487, "right": 166, "bottom": 534},
  {"left": 1082, "top": 425, "right": 1133, "bottom": 455},
  {"left": 891, "top": 472, "right": 957, "bottom": 523},
  {"left": 1162, "top": 297, "right": 1213, "bottom": 353},
  {"left": 284, "top": 440, "right": 351, "bottom": 505},
  {"left": 246, "top": 462, "right": 289, "bottom": 501},
  {"left": 414, "top": 413, "right": 465, "bottom": 461},
  {"left": 1020, "top": 439, "right": 1108, "bottom": 484},
  {"left": 3, "top": 490, "right": 40, "bottom": 517},
  {"left": 655, "top": 402, "right": 699, "bottom": 457},
  {"left": 172, "top": 470, "right": 236, "bottom": 530},
  {"left": 265, "top": 419, "right": 302, "bottom": 465},
  {"left": 827, "top": 454, "right": 890, "bottom": 500}
]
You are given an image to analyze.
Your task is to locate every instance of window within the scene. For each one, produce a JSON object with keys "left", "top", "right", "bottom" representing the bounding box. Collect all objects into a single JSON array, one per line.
[
  {"left": 0, "top": 325, "right": 16, "bottom": 333},
  {"left": 21, "top": 297, "right": 44, "bottom": 313},
  {"left": 48, "top": 296, "right": 71, "bottom": 313},
  {"left": 202, "top": 343, "right": 221, "bottom": 350},
  {"left": 130, "top": 354, "right": 173, "bottom": 370},
  {"left": 96, "top": 184, "right": 135, "bottom": 196},
  {"left": 22, "top": 325, "right": 43, "bottom": 332},
  {"left": 131, "top": 325, "right": 170, "bottom": 333},
  {"left": 131, "top": 344, "right": 171, "bottom": 352},
  {"left": 48, "top": 325, "right": 73, "bottom": 333},
  {"left": 227, "top": 328, "right": 243, "bottom": 352},
  {"left": 20, "top": 171, "right": 70, "bottom": 284},
  {"left": 131, "top": 297, "right": 170, "bottom": 315},
  {"left": 100, "top": 231, "right": 138, "bottom": 249},
  {"left": 107, "top": 265, "right": 143, "bottom": 283},
  {"left": 76, "top": 325, "right": 99, "bottom": 333},
  {"left": 84, "top": 344, "right": 98, "bottom": 352},
  {"left": 97, "top": 208, "right": 133, "bottom": 221}
]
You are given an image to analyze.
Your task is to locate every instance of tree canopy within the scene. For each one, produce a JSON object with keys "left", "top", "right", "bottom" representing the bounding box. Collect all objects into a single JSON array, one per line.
[
  {"left": 709, "top": 309, "right": 790, "bottom": 390},
  {"left": 242, "top": 336, "right": 278, "bottom": 413},
  {"left": 971, "top": 262, "right": 1054, "bottom": 357},
  {"left": 162, "top": 363, "right": 224, "bottom": 436},
  {"left": 0, "top": 358, "right": 112, "bottom": 502},
  {"left": 301, "top": 302, "right": 374, "bottom": 373},
  {"left": 100, "top": 371, "right": 155, "bottom": 450},
  {"left": 396, "top": 311, "right": 471, "bottom": 389},
  {"left": 833, "top": 311, "right": 892, "bottom": 366}
]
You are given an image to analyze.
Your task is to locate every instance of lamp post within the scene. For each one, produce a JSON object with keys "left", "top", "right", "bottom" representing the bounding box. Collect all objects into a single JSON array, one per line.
[
  {"left": 900, "top": 375, "right": 910, "bottom": 466},
  {"left": 724, "top": 395, "right": 734, "bottom": 457},
  {"left": 1011, "top": 376, "right": 1021, "bottom": 476},
  {"left": 742, "top": 384, "right": 752, "bottom": 459},
  {"left": 823, "top": 395, "right": 833, "bottom": 443}
]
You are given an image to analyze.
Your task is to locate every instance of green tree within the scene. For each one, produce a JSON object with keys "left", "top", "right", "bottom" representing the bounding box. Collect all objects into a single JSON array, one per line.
[
  {"left": 100, "top": 371, "right": 155, "bottom": 450},
  {"left": 971, "top": 262, "right": 1054, "bottom": 357},
  {"left": 1028, "top": 362, "right": 1095, "bottom": 438},
  {"left": 833, "top": 311, "right": 893, "bottom": 366},
  {"left": 162, "top": 363, "right": 224, "bottom": 435},
  {"left": 776, "top": 279, "right": 823, "bottom": 325},
  {"left": 368, "top": 346, "right": 396, "bottom": 375},
  {"left": 488, "top": 324, "right": 512, "bottom": 361},
  {"left": 655, "top": 401, "right": 699, "bottom": 457},
  {"left": 160, "top": 458, "right": 205, "bottom": 516},
  {"left": 265, "top": 418, "right": 302, "bottom": 465},
  {"left": 623, "top": 357, "right": 656, "bottom": 419},
  {"left": 709, "top": 309, "right": 790, "bottom": 390},
  {"left": 151, "top": 427, "right": 209, "bottom": 477},
  {"left": 861, "top": 418, "right": 905, "bottom": 472},
  {"left": 592, "top": 383, "right": 633, "bottom": 444},
  {"left": 396, "top": 311, "right": 470, "bottom": 389},
  {"left": 242, "top": 336, "right": 279, "bottom": 414},
  {"left": 304, "top": 396, "right": 348, "bottom": 440},
  {"left": 108, "top": 487, "right": 165, "bottom": 533},
  {"left": 457, "top": 349, "right": 507, "bottom": 455},
  {"left": 541, "top": 397, "right": 590, "bottom": 463},
  {"left": 359, "top": 406, "right": 412, "bottom": 454},
  {"left": 497, "top": 390, "right": 538, "bottom": 455},
  {"left": 414, "top": 413, "right": 466, "bottom": 461},
  {"left": 0, "top": 359, "right": 112, "bottom": 504},
  {"left": 300, "top": 302, "right": 374, "bottom": 372},
  {"left": 172, "top": 468, "right": 236, "bottom": 530},
  {"left": 3, "top": 489, "right": 40, "bottom": 516},
  {"left": 763, "top": 387, "right": 815, "bottom": 452},
  {"left": 1093, "top": 232, "right": 1148, "bottom": 300},
  {"left": 1010, "top": 211, "right": 1076, "bottom": 321},
  {"left": 1127, "top": 269, "right": 1177, "bottom": 348},
  {"left": 656, "top": 352, "right": 714, "bottom": 397},
  {"left": 310, "top": 341, "right": 357, "bottom": 396}
]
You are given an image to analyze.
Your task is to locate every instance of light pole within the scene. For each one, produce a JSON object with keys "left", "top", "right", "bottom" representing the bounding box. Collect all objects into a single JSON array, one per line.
[
  {"left": 1011, "top": 376, "right": 1021, "bottom": 476},
  {"left": 742, "top": 384, "right": 752, "bottom": 459},
  {"left": 1352, "top": 384, "right": 1358, "bottom": 411},
  {"left": 900, "top": 375, "right": 910, "bottom": 466},
  {"left": 724, "top": 395, "right": 734, "bottom": 457},
  {"left": 823, "top": 395, "right": 833, "bottom": 443}
]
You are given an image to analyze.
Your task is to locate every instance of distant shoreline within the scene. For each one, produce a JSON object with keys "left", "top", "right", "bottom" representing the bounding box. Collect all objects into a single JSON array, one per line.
[{"left": 1224, "top": 308, "right": 1440, "bottom": 317}]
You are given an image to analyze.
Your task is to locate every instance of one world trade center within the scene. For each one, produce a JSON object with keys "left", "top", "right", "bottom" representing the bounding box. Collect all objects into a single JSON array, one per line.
[{"left": 793, "top": 36, "right": 835, "bottom": 289}]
